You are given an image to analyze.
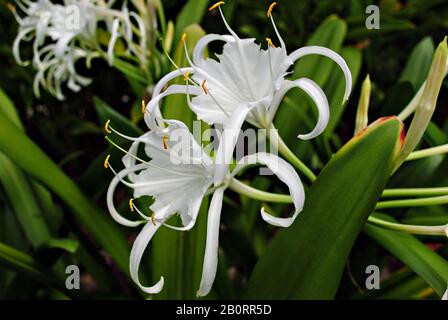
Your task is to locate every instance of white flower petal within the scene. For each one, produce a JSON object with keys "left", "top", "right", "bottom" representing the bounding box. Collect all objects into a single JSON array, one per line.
[
  {"left": 144, "top": 84, "right": 201, "bottom": 132},
  {"left": 269, "top": 79, "right": 330, "bottom": 140},
  {"left": 129, "top": 222, "right": 165, "bottom": 294},
  {"left": 193, "top": 34, "right": 234, "bottom": 66},
  {"left": 214, "top": 104, "right": 255, "bottom": 185},
  {"left": 107, "top": 18, "right": 120, "bottom": 65},
  {"left": 443, "top": 286, "right": 448, "bottom": 300},
  {"left": 232, "top": 152, "right": 305, "bottom": 227},
  {"left": 289, "top": 46, "right": 352, "bottom": 102},
  {"left": 197, "top": 187, "right": 224, "bottom": 297},
  {"left": 107, "top": 164, "right": 147, "bottom": 227},
  {"left": 295, "top": 78, "right": 330, "bottom": 140}
]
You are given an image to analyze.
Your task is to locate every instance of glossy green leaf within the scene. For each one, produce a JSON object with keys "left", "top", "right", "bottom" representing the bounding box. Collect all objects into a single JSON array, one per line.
[
  {"left": 173, "top": 0, "right": 209, "bottom": 47},
  {"left": 0, "top": 111, "right": 130, "bottom": 274},
  {"left": 399, "top": 37, "right": 435, "bottom": 91},
  {"left": 0, "top": 241, "right": 68, "bottom": 296},
  {"left": 364, "top": 213, "right": 448, "bottom": 297},
  {"left": 247, "top": 117, "right": 403, "bottom": 299}
]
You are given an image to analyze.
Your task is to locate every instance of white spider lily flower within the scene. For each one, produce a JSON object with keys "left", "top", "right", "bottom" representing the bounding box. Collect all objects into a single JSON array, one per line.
[
  {"left": 105, "top": 112, "right": 305, "bottom": 296},
  {"left": 10, "top": 0, "right": 148, "bottom": 99},
  {"left": 147, "top": 1, "right": 352, "bottom": 138}
]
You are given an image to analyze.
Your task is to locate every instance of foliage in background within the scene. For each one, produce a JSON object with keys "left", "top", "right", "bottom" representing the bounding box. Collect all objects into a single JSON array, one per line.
[{"left": 0, "top": 0, "right": 447, "bottom": 299}]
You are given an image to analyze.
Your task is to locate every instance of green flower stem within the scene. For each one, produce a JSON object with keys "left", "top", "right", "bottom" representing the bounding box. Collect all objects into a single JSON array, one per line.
[
  {"left": 368, "top": 216, "right": 447, "bottom": 236},
  {"left": 267, "top": 126, "right": 317, "bottom": 182},
  {"left": 228, "top": 178, "right": 292, "bottom": 203},
  {"left": 376, "top": 195, "right": 448, "bottom": 209},
  {"left": 382, "top": 187, "right": 448, "bottom": 197},
  {"left": 406, "top": 144, "right": 448, "bottom": 161},
  {"left": 229, "top": 178, "right": 448, "bottom": 236}
]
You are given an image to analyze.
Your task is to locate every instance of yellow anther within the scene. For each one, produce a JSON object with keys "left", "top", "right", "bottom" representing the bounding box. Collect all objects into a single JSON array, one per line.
[
  {"left": 209, "top": 1, "right": 225, "bottom": 11},
  {"left": 201, "top": 80, "right": 208, "bottom": 95},
  {"left": 162, "top": 133, "right": 168, "bottom": 150},
  {"left": 104, "top": 119, "right": 111, "bottom": 134},
  {"left": 129, "top": 198, "right": 134, "bottom": 212},
  {"left": 266, "top": 38, "right": 276, "bottom": 48},
  {"left": 181, "top": 33, "right": 187, "bottom": 44},
  {"left": 7, "top": 3, "right": 15, "bottom": 11},
  {"left": 267, "top": 2, "right": 277, "bottom": 17},
  {"left": 151, "top": 212, "right": 156, "bottom": 226},
  {"left": 184, "top": 71, "right": 190, "bottom": 81},
  {"left": 104, "top": 154, "right": 111, "bottom": 169},
  {"left": 141, "top": 100, "right": 146, "bottom": 113}
]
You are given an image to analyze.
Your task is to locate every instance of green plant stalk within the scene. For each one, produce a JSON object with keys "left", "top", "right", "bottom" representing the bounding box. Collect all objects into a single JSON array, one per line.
[
  {"left": 376, "top": 195, "right": 448, "bottom": 209},
  {"left": 229, "top": 178, "right": 448, "bottom": 236},
  {"left": 406, "top": 144, "right": 448, "bottom": 161},
  {"left": 267, "top": 127, "right": 317, "bottom": 182},
  {"left": 367, "top": 216, "right": 447, "bottom": 236}
]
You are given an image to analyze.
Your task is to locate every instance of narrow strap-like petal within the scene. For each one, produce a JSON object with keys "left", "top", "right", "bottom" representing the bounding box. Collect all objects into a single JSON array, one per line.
[
  {"left": 106, "top": 164, "right": 148, "bottom": 227},
  {"left": 144, "top": 84, "right": 201, "bottom": 132},
  {"left": 130, "top": 222, "right": 165, "bottom": 294},
  {"left": 231, "top": 152, "right": 305, "bottom": 227},
  {"left": 289, "top": 46, "right": 352, "bottom": 102},
  {"left": 213, "top": 104, "right": 256, "bottom": 185},
  {"left": 197, "top": 187, "right": 225, "bottom": 297},
  {"left": 193, "top": 34, "right": 234, "bottom": 66},
  {"left": 269, "top": 79, "right": 330, "bottom": 140}
]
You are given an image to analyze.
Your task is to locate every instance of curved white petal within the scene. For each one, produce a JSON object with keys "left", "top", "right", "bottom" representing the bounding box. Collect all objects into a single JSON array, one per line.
[
  {"left": 269, "top": 79, "right": 330, "bottom": 140},
  {"left": 162, "top": 194, "right": 204, "bottom": 231},
  {"left": 232, "top": 152, "right": 305, "bottom": 227},
  {"left": 144, "top": 84, "right": 201, "bottom": 132},
  {"left": 193, "top": 34, "right": 234, "bottom": 66},
  {"left": 106, "top": 164, "right": 147, "bottom": 227},
  {"left": 197, "top": 187, "right": 224, "bottom": 297},
  {"left": 129, "top": 221, "right": 165, "bottom": 294},
  {"left": 289, "top": 46, "right": 352, "bottom": 102},
  {"left": 295, "top": 78, "right": 330, "bottom": 140},
  {"left": 213, "top": 104, "right": 255, "bottom": 185},
  {"left": 107, "top": 18, "right": 120, "bottom": 65},
  {"left": 152, "top": 67, "right": 194, "bottom": 98},
  {"left": 12, "top": 27, "right": 34, "bottom": 66}
]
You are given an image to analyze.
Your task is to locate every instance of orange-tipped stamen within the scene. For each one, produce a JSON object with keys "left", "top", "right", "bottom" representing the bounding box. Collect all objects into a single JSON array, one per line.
[
  {"left": 209, "top": 1, "right": 225, "bottom": 11},
  {"left": 7, "top": 3, "right": 15, "bottom": 11},
  {"left": 184, "top": 71, "right": 190, "bottom": 81},
  {"left": 141, "top": 100, "right": 146, "bottom": 113},
  {"left": 104, "top": 154, "right": 111, "bottom": 169},
  {"left": 181, "top": 32, "right": 187, "bottom": 44},
  {"left": 267, "top": 2, "right": 277, "bottom": 17},
  {"left": 151, "top": 212, "right": 156, "bottom": 226},
  {"left": 201, "top": 80, "right": 208, "bottom": 95},
  {"left": 266, "top": 37, "right": 276, "bottom": 48},
  {"left": 104, "top": 119, "right": 111, "bottom": 134},
  {"left": 162, "top": 133, "right": 168, "bottom": 149},
  {"left": 129, "top": 198, "right": 134, "bottom": 212}
]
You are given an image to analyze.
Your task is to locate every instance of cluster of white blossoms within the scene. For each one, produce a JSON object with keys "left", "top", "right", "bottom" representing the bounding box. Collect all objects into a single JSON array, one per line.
[
  {"left": 105, "top": 2, "right": 352, "bottom": 297},
  {"left": 10, "top": 0, "right": 151, "bottom": 100}
]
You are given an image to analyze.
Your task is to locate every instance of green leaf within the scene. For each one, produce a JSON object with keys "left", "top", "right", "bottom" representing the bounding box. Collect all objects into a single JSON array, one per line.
[
  {"left": 247, "top": 117, "right": 403, "bottom": 299},
  {"left": 0, "top": 111, "right": 131, "bottom": 274},
  {"left": 364, "top": 213, "right": 448, "bottom": 297},
  {"left": 399, "top": 37, "right": 435, "bottom": 91},
  {"left": 173, "top": 0, "right": 209, "bottom": 47},
  {"left": 0, "top": 241, "right": 68, "bottom": 296}
]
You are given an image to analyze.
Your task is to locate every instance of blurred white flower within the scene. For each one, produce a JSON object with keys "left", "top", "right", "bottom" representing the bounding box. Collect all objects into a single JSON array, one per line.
[
  {"left": 10, "top": 0, "right": 149, "bottom": 100},
  {"left": 105, "top": 106, "right": 305, "bottom": 296}
]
